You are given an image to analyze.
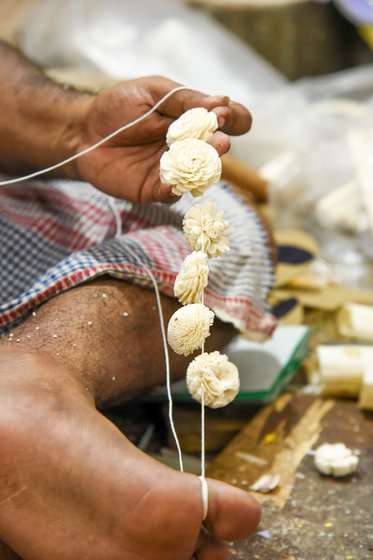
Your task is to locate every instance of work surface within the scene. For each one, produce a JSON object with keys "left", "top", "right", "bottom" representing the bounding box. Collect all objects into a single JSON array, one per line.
[{"left": 208, "top": 395, "right": 373, "bottom": 560}]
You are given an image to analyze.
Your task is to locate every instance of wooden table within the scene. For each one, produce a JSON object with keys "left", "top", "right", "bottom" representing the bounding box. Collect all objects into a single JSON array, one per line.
[{"left": 208, "top": 394, "right": 373, "bottom": 559}]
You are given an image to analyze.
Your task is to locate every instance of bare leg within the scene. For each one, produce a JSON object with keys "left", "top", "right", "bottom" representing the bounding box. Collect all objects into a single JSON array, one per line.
[
  {"left": 0, "top": 279, "right": 260, "bottom": 559},
  {"left": 5, "top": 278, "right": 235, "bottom": 406}
]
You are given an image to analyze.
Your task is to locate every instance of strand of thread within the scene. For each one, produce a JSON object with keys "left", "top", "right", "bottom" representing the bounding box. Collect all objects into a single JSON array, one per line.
[
  {"left": 109, "top": 196, "right": 184, "bottom": 472},
  {"left": 200, "top": 206, "right": 206, "bottom": 480},
  {"left": 150, "top": 267, "right": 184, "bottom": 473},
  {"left": 0, "top": 85, "right": 190, "bottom": 186},
  {"left": 201, "top": 389, "right": 206, "bottom": 479}
]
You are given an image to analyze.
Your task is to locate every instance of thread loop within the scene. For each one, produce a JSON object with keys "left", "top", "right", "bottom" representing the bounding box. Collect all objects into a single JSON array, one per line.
[{"left": 199, "top": 476, "right": 209, "bottom": 521}]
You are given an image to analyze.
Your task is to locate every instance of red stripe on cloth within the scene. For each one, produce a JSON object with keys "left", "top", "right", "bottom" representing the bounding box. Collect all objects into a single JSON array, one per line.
[
  {"left": 1, "top": 185, "right": 158, "bottom": 235},
  {"left": 0, "top": 206, "right": 95, "bottom": 250},
  {"left": 0, "top": 260, "right": 276, "bottom": 337},
  {"left": 0, "top": 185, "right": 109, "bottom": 222},
  {"left": 131, "top": 227, "right": 188, "bottom": 271}
]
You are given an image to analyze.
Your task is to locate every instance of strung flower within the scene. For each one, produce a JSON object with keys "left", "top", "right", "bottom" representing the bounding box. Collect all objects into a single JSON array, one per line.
[
  {"left": 183, "top": 201, "right": 230, "bottom": 258},
  {"left": 166, "top": 107, "right": 218, "bottom": 146},
  {"left": 167, "top": 303, "right": 215, "bottom": 356},
  {"left": 159, "top": 138, "right": 222, "bottom": 198},
  {"left": 174, "top": 251, "right": 209, "bottom": 305},
  {"left": 186, "top": 351, "right": 240, "bottom": 409}
]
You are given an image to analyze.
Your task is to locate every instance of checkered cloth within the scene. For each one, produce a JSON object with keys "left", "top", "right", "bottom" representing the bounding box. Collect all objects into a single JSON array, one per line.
[{"left": 0, "top": 178, "right": 276, "bottom": 338}]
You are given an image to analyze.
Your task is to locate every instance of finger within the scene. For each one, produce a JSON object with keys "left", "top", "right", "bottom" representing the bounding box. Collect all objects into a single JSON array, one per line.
[
  {"left": 173, "top": 92, "right": 231, "bottom": 114},
  {"left": 166, "top": 92, "right": 251, "bottom": 136},
  {"left": 159, "top": 87, "right": 230, "bottom": 119},
  {"left": 203, "top": 478, "right": 262, "bottom": 542},
  {"left": 159, "top": 83, "right": 251, "bottom": 135},
  {"left": 148, "top": 76, "right": 252, "bottom": 136},
  {"left": 156, "top": 183, "right": 181, "bottom": 204},
  {"left": 209, "top": 131, "right": 230, "bottom": 157},
  {"left": 148, "top": 77, "right": 232, "bottom": 116},
  {"left": 212, "top": 102, "right": 253, "bottom": 136}
]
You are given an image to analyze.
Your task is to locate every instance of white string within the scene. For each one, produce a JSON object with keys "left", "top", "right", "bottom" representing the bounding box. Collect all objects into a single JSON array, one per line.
[
  {"left": 107, "top": 196, "right": 123, "bottom": 237},
  {"left": 199, "top": 202, "right": 207, "bottom": 517},
  {"left": 0, "top": 85, "right": 190, "bottom": 186},
  {"left": 198, "top": 475, "right": 209, "bottom": 521},
  {"left": 201, "top": 388, "right": 206, "bottom": 479},
  {"left": 200, "top": 212, "right": 206, "bottom": 481},
  {"left": 149, "top": 267, "right": 184, "bottom": 473},
  {"left": 198, "top": 223, "right": 209, "bottom": 518},
  {"left": 108, "top": 196, "right": 184, "bottom": 472}
]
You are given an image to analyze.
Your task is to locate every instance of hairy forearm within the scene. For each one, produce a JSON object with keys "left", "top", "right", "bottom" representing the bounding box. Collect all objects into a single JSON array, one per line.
[{"left": 0, "top": 41, "right": 90, "bottom": 177}]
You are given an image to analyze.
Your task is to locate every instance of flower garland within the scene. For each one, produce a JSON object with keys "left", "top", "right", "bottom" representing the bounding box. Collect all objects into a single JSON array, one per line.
[{"left": 160, "top": 107, "right": 241, "bottom": 519}]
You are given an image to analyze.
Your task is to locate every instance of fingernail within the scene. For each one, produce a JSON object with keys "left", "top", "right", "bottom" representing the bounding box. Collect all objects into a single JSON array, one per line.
[
  {"left": 216, "top": 95, "right": 230, "bottom": 104},
  {"left": 208, "top": 95, "right": 230, "bottom": 105}
]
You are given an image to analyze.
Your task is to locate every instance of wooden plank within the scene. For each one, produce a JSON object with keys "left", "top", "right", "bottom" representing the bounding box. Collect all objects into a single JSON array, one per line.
[
  {"left": 208, "top": 395, "right": 373, "bottom": 558},
  {"left": 208, "top": 394, "right": 335, "bottom": 508}
]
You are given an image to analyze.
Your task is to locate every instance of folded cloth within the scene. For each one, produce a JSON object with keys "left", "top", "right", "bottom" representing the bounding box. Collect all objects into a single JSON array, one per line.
[{"left": 0, "top": 179, "right": 276, "bottom": 339}]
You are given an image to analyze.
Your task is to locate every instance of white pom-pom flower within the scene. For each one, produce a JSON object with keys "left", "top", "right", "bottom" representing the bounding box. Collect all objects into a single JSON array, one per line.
[
  {"left": 159, "top": 138, "right": 222, "bottom": 198},
  {"left": 166, "top": 107, "right": 218, "bottom": 146},
  {"left": 186, "top": 351, "right": 240, "bottom": 409},
  {"left": 314, "top": 443, "right": 359, "bottom": 477},
  {"left": 174, "top": 251, "right": 209, "bottom": 305},
  {"left": 167, "top": 303, "right": 215, "bottom": 356},
  {"left": 183, "top": 201, "right": 230, "bottom": 258}
]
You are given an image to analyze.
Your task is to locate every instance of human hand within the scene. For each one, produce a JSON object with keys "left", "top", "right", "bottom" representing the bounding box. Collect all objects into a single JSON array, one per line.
[{"left": 72, "top": 76, "right": 252, "bottom": 204}]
